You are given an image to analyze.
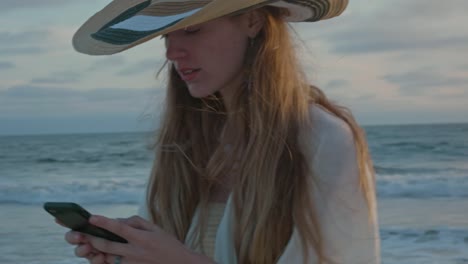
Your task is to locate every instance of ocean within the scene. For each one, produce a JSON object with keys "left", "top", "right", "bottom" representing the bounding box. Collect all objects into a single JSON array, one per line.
[{"left": 1, "top": 123, "right": 467, "bottom": 263}]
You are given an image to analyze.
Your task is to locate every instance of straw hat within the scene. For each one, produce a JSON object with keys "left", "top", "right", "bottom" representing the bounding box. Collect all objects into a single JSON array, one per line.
[{"left": 73, "top": 0, "right": 348, "bottom": 55}]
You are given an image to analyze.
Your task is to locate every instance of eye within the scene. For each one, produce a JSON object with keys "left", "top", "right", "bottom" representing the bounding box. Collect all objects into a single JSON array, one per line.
[{"left": 184, "top": 25, "right": 201, "bottom": 34}]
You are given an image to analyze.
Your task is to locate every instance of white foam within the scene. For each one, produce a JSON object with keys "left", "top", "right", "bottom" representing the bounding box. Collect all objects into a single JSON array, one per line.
[
  {"left": 0, "top": 178, "right": 146, "bottom": 205},
  {"left": 377, "top": 172, "right": 468, "bottom": 198},
  {"left": 381, "top": 227, "right": 468, "bottom": 264}
]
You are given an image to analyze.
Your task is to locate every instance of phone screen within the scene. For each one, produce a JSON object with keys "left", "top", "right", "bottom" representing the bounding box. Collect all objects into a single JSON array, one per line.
[{"left": 44, "top": 202, "right": 127, "bottom": 243}]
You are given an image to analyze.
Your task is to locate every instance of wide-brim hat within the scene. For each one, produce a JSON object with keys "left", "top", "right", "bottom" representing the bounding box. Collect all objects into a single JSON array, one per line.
[{"left": 73, "top": 0, "right": 348, "bottom": 55}]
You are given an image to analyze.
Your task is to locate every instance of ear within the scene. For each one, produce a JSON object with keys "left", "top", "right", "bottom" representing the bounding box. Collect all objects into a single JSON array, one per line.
[{"left": 244, "top": 10, "right": 265, "bottom": 38}]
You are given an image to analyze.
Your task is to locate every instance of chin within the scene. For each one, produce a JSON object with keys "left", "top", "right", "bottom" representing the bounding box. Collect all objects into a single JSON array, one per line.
[{"left": 187, "top": 86, "right": 216, "bottom": 98}]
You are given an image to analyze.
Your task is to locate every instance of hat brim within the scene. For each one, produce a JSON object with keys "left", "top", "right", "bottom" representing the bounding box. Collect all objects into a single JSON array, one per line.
[{"left": 73, "top": 0, "right": 348, "bottom": 55}]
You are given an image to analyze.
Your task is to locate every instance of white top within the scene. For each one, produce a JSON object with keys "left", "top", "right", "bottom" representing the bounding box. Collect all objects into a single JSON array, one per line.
[
  {"left": 192, "top": 203, "right": 227, "bottom": 258},
  {"left": 138, "top": 105, "right": 381, "bottom": 263}
]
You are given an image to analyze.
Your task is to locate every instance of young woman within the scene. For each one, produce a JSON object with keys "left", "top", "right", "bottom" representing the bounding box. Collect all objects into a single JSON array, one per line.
[{"left": 64, "top": 0, "right": 381, "bottom": 263}]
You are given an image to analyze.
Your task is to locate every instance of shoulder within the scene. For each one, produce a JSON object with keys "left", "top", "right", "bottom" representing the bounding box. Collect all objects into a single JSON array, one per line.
[
  {"left": 301, "top": 104, "right": 355, "bottom": 164},
  {"left": 299, "top": 103, "right": 363, "bottom": 194},
  {"left": 299, "top": 106, "right": 381, "bottom": 263},
  {"left": 310, "top": 104, "right": 353, "bottom": 142}
]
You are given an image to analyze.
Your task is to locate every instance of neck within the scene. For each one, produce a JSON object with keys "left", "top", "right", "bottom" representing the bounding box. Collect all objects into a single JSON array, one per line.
[{"left": 219, "top": 71, "right": 245, "bottom": 116}]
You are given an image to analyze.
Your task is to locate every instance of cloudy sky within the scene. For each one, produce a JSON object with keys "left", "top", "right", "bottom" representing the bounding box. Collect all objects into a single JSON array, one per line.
[{"left": 1, "top": 0, "right": 467, "bottom": 135}]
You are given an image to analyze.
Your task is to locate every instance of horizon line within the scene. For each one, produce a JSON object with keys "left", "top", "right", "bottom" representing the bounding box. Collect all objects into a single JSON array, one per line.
[{"left": 1, "top": 121, "right": 467, "bottom": 137}]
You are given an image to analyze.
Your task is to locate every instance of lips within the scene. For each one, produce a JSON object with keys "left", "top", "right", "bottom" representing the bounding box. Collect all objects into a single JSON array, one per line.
[{"left": 178, "top": 67, "right": 201, "bottom": 82}]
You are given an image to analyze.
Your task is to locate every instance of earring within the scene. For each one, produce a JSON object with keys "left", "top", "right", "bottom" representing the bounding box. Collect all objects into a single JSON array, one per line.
[
  {"left": 244, "top": 38, "right": 256, "bottom": 92},
  {"left": 247, "top": 72, "right": 253, "bottom": 92},
  {"left": 244, "top": 67, "right": 254, "bottom": 92},
  {"left": 249, "top": 37, "right": 255, "bottom": 48}
]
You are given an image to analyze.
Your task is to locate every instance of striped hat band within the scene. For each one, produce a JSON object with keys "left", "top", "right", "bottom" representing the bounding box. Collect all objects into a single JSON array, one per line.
[{"left": 73, "top": 0, "right": 348, "bottom": 55}]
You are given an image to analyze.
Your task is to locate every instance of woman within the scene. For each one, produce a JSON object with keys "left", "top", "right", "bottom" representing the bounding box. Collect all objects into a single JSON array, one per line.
[{"left": 65, "top": 0, "right": 381, "bottom": 263}]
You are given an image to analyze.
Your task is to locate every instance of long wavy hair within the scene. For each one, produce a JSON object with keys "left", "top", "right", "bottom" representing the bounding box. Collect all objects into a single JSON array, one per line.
[{"left": 146, "top": 6, "right": 376, "bottom": 264}]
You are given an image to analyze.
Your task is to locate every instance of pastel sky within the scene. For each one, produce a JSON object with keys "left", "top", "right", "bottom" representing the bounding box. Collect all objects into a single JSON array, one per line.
[{"left": 1, "top": 0, "right": 467, "bottom": 135}]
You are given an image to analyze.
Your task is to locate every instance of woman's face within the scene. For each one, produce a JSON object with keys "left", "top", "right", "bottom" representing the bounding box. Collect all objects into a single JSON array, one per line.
[{"left": 165, "top": 15, "right": 253, "bottom": 98}]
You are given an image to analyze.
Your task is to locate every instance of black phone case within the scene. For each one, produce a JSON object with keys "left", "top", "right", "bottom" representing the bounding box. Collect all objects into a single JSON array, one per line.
[{"left": 43, "top": 202, "right": 127, "bottom": 243}]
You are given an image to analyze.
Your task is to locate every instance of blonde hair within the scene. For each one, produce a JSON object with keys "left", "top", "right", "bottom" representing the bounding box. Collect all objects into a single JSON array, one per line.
[{"left": 147, "top": 6, "right": 375, "bottom": 264}]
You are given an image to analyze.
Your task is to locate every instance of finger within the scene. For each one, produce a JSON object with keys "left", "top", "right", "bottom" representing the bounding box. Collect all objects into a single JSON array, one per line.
[
  {"left": 106, "top": 254, "right": 124, "bottom": 264},
  {"left": 121, "top": 215, "right": 158, "bottom": 231},
  {"left": 65, "top": 231, "right": 86, "bottom": 245},
  {"left": 89, "top": 215, "right": 141, "bottom": 242},
  {"left": 86, "top": 235, "right": 129, "bottom": 257},
  {"left": 88, "top": 252, "right": 107, "bottom": 264},
  {"left": 75, "top": 244, "right": 93, "bottom": 258}
]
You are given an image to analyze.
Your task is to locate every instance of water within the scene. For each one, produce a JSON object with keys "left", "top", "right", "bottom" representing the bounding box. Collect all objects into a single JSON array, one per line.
[
  {"left": 0, "top": 132, "right": 154, "bottom": 206},
  {"left": 1, "top": 123, "right": 467, "bottom": 263},
  {"left": 366, "top": 124, "right": 468, "bottom": 199}
]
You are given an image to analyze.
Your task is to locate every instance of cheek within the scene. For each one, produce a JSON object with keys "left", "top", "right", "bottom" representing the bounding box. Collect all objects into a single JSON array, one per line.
[{"left": 205, "top": 37, "right": 247, "bottom": 78}]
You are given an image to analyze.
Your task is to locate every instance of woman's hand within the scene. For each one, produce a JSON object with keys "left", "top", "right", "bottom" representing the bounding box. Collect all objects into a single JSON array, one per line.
[
  {"left": 63, "top": 224, "right": 106, "bottom": 263},
  {"left": 58, "top": 218, "right": 104, "bottom": 262},
  {"left": 68, "top": 215, "right": 215, "bottom": 264}
]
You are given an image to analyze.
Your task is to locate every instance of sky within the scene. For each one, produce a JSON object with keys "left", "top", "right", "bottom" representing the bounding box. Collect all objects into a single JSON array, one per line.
[{"left": 0, "top": 0, "right": 467, "bottom": 135}]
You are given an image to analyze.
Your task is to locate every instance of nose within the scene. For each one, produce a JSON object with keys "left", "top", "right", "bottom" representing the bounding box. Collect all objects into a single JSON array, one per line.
[{"left": 165, "top": 33, "right": 188, "bottom": 62}]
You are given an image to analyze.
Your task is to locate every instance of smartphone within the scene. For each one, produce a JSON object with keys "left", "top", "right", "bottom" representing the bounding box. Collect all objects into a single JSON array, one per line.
[{"left": 43, "top": 202, "right": 128, "bottom": 243}]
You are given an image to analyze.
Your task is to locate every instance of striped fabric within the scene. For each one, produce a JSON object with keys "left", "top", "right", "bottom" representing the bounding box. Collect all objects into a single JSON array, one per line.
[
  {"left": 199, "top": 202, "right": 227, "bottom": 258},
  {"left": 139, "top": 0, "right": 210, "bottom": 16},
  {"left": 92, "top": 8, "right": 201, "bottom": 45},
  {"left": 73, "top": 0, "right": 348, "bottom": 55}
]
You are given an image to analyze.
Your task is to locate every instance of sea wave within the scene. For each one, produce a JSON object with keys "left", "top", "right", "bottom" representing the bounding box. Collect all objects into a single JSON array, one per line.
[
  {"left": 8, "top": 174, "right": 465, "bottom": 200},
  {"left": 381, "top": 227, "right": 468, "bottom": 245},
  {"left": 33, "top": 150, "right": 152, "bottom": 165},
  {"left": 0, "top": 179, "right": 146, "bottom": 205},
  {"left": 381, "top": 227, "right": 468, "bottom": 264},
  {"left": 374, "top": 165, "right": 466, "bottom": 176},
  {"left": 383, "top": 141, "right": 439, "bottom": 150},
  {"left": 377, "top": 173, "right": 468, "bottom": 198},
  {"left": 2, "top": 173, "right": 468, "bottom": 204}
]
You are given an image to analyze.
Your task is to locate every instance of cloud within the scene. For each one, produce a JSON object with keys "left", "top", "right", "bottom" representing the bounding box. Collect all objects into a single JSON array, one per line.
[
  {"left": 31, "top": 71, "right": 82, "bottom": 85},
  {"left": 118, "top": 59, "right": 165, "bottom": 76},
  {"left": 328, "top": 32, "right": 468, "bottom": 55},
  {"left": 83, "top": 87, "right": 157, "bottom": 102},
  {"left": 86, "top": 56, "right": 127, "bottom": 72},
  {"left": 301, "top": 0, "right": 468, "bottom": 55},
  {"left": 2, "top": 85, "right": 79, "bottom": 98},
  {"left": 0, "top": 0, "right": 77, "bottom": 14},
  {"left": 0, "top": 85, "right": 165, "bottom": 129},
  {"left": 0, "top": 30, "right": 51, "bottom": 56},
  {"left": 0, "top": 31, "right": 50, "bottom": 46},
  {"left": 324, "top": 79, "right": 351, "bottom": 90},
  {"left": 0, "top": 27, "right": 79, "bottom": 56},
  {"left": 1, "top": 84, "right": 159, "bottom": 102},
  {"left": 0, "top": 46, "right": 46, "bottom": 56},
  {"left": 382, "top": 68, "right": 468, "bottom": 96},
  {"left": 388, "top": 0, "right": 468, "bottom": 19},
  {"left": 0, "top": 61, "right": 14, "bottom": 70}
]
